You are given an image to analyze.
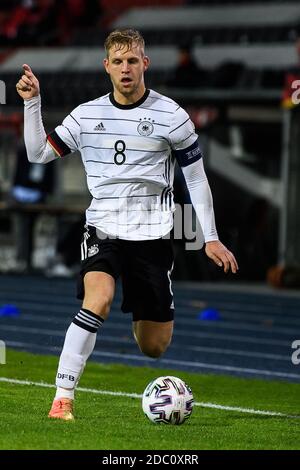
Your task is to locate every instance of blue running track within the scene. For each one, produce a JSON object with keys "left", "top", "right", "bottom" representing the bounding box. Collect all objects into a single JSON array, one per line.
[{"left": 0, "top": 275, "right": 299, "bottom": 383}]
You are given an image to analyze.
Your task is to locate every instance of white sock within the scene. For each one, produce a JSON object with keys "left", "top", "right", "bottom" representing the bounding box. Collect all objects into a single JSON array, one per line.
[
  {"left": 55, "top": 387, "right": 75, "bottom": 400},
  {"left": 54, "top": 309, "right": 104, "bottom": 399}
]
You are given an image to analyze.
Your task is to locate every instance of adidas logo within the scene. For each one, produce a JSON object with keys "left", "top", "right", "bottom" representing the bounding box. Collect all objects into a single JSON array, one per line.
[{"left": 94, "top": 122, "right": 106, "bottom": 131}]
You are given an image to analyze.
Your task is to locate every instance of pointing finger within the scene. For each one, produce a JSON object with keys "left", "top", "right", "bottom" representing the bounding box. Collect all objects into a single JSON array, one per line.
[{"left": 23, "top": 64, "right": 33, "bottom": 77}]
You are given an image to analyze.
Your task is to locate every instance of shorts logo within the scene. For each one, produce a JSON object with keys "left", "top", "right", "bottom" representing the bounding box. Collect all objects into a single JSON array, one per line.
[
  {"left": 88, "top": 244, "right": 99, "bottom": 257},
  {"left": 137, "top": 118, "right": 154, "bottom": 136}
]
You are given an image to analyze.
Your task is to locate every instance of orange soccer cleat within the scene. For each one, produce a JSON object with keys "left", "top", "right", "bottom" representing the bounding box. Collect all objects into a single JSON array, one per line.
[{"left": 48, "top": 398, "right": 74, "bottom": 421}]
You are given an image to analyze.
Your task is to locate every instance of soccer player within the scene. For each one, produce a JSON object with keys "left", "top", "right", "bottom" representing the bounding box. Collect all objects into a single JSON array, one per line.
[{"left": 16, "top": 29, "right": 238, "bottom": 421}]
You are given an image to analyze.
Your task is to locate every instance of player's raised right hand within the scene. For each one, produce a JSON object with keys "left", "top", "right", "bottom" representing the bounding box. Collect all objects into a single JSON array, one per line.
[{"left": 16, "top": 64, "right": 40, "bottom": 100}]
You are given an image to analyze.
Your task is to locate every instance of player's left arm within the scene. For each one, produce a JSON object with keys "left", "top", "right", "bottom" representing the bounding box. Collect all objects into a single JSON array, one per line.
[
  {"left": 170, "top": 108, "right": 238, "bottom": 274},
  {"left": 181, "top": 157, "right": 238, "bottom": 274}
]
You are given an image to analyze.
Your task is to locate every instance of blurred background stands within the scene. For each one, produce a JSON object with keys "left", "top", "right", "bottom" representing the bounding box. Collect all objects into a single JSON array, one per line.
[{"left": 1, "top": 0, "right": 300, "bottom": 285}]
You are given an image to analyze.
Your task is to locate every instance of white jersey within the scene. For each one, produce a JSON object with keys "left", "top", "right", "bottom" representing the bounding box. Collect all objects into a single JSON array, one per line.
[{"left": 47, "top": 89, "right": 202, "bottom": 241}]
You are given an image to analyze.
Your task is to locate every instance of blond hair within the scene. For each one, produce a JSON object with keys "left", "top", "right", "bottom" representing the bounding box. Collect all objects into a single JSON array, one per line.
[{"left": 104, "top": 29, "right": 145, "bottom": 57}]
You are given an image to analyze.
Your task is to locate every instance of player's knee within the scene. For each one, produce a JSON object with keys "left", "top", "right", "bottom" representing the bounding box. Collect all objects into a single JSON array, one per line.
[{"left": 139, "top": 339, "right": 170, "bottom": 359}]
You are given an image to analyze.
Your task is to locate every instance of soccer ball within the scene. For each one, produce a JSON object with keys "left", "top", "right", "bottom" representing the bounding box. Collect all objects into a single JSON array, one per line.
[{"left": 142, "top": 375, "right": 194, "bottom": 425}]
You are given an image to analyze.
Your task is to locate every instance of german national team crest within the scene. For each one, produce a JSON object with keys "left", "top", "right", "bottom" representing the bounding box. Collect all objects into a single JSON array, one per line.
[
  {"left": 137, "top": 119, "right": 154, "bottom": 136},
  {"left": 87, "top": 244, "right": 99, "bottom": 257}
]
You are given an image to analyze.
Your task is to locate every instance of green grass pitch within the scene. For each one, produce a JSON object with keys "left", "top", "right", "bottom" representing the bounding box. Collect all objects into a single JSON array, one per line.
[{"left": 0, "top": 349, "right": 300, "bottom": 450}]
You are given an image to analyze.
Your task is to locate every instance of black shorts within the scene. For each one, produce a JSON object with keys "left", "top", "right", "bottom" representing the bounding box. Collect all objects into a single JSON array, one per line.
[{"left": 77, "top": 225, "right": 174, "bottom": 322}]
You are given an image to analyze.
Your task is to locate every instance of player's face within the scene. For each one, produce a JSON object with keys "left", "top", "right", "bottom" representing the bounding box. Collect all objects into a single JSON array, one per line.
[{"left": 103, "top": 43, "right": 149, "bottom": 103}]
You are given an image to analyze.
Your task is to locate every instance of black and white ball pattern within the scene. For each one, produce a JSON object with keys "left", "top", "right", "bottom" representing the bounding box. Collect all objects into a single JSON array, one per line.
[{"left": 142, "top": 376, "right": 194, "bottom": 425}]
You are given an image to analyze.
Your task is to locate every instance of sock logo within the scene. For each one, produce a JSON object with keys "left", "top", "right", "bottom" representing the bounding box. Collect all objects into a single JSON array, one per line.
[{"left": 57, "top": 373, "right": 75, "bottom": 382}]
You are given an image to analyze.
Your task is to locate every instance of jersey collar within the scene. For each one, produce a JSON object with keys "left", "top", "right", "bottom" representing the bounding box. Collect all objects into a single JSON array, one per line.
[{"left": 109, "top": 89, "right": 150, "bottom": 109}]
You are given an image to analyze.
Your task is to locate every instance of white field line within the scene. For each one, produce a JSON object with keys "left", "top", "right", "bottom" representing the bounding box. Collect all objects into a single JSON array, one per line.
[{"left": 0, "top": 377, "right": 298, "bottom": 419}]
